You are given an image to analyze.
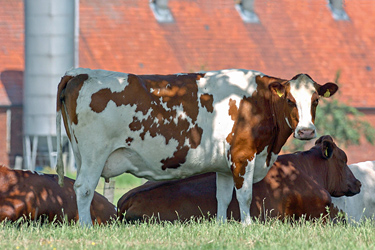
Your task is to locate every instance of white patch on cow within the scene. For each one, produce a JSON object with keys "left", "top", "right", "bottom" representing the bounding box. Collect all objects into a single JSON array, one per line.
[
  {"left": 159, "top": 97, "right": 171, "bottom": 111},
  {"left": 172, "top": 104, "right": 195, "bottom": 131},
  {"left": 67, "top": 68, "right": 130, "bottom": 93},
  {"left": 332, "top": 161, "right": 375, "bottom": 223},
  {"left": 133, "top": 107, "right": 153, "bottom": 121},
  {"left": 232, "top": 147, "right": 278, "bottom": 224},
  {"left": 199, "top": 69, "right": 261, "bottom": 94},
  {"left": 254, "top": 147, "right": 278, "bottom": 183},
  {"left": 289, "top": 75, "right": 317, "bottom": 138},
  {"left": 234, "top": 155, "right": 256, "bottom": 225},
  {"left": 198, "top": 69, "right": 260, "bottom": 149}
]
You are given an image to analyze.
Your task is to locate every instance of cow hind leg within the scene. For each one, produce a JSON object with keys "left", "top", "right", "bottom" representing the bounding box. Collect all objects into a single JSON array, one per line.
[
  {"left": 74, "top": 160, "right": 103, "bottom": 226},
  {"left": 216, "top": 172, "right": 234, "bottom": 223}
]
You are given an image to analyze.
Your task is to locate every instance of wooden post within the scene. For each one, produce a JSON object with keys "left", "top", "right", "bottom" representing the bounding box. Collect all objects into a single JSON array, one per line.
[{"left": 103, "top": 179, "right": 116, "bottom": 204}]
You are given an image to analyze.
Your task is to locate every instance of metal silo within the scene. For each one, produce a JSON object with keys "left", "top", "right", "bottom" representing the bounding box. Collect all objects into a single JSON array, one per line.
[{"left": 24, "top": 0, "right": 78, "bottom": 170}]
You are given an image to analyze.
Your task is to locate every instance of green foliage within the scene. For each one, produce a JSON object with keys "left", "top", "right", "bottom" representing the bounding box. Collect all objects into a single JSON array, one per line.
[{"left": 315, "top": 99, "right": 375, "bottom": 145}]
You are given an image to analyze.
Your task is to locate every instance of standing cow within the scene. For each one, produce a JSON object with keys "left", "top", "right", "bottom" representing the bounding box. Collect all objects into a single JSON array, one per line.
[
  {"left": 56, "top": 68, "right": 338, "bottom": 226},
  {"left": 117, "top": 135, "right": 361, "bottom": 222}
]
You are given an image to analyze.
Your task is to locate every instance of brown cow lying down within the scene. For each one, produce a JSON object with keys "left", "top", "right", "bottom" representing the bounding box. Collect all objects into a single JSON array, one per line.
[
  {"left": 0, "top": 166, "right": 116, "bottom": 224},
  {"left": 118, "top": 135, "right": 361, "bottom": 222}
]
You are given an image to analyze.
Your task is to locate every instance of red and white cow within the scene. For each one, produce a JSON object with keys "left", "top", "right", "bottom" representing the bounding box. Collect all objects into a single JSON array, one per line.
[
  {"left": 56, "top": 68, "right": 338, "bottom": 226},
  {"left": 332, "top": 161, "right": 375, "bottom": 222},
  {"left": 0, "top": 165, "right": 116, "bottom": 224},
  {"left": 118, "top": 135, "right": 361, "bottom": 222}
]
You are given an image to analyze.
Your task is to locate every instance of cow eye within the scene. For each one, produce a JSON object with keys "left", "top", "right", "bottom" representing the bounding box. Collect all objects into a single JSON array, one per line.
[{"left": 287, "top": 98, "right": 296, "bottom": 107}]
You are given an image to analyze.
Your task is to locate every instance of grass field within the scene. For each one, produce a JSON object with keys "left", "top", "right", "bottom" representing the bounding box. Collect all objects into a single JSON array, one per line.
[
  {"left": 1, "top": 218, "right": 374, "bottom": 249},
  {"left": 28, "top": 169, "right": 374, "bottom": 249}
]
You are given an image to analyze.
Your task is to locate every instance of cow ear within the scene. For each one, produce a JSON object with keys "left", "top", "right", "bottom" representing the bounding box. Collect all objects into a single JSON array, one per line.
[
  {"left": 269, "top": 82, "right": 285, "bottom": 98},
  {"left": 318, "top": 82, "right": 338, "bottom": 98},
  {"left": 321, "top": 140, "right": 334, "bottom": 159}
]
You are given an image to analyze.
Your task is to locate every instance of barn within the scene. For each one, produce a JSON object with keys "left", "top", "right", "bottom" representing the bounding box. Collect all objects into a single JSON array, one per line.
[{"left": 0, "top": 0, "right": 374, "bottom": 168}]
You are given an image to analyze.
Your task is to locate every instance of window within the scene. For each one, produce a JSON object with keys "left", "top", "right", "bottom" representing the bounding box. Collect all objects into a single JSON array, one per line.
[
  {"left": 235, "top": 0, "right": 259, "bottom": 23},
  {"left": 149, "top": 0, "right": 174, "bottom": 23},
  {"left": 328, "top": 0, "right": 349, "bottom": 21}
]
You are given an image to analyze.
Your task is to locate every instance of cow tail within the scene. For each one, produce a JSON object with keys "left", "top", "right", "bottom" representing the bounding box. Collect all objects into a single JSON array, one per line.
[
  {"left": 56, "top": 109, "right": 65, "bottom": 187},
  {"left": 56, "top": 75, "right": 71, "bottom": 187}
]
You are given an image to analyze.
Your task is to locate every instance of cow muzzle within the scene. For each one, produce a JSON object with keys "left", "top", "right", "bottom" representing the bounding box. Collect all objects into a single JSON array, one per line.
[
  {"left": 294, "top": 128, "right": 316, "bottom": 140},
  {"left": 345, "top": 179, "right": 362, "bottom": 197}
]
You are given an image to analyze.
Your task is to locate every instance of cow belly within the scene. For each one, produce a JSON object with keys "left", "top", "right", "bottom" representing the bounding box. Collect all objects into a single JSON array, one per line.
[{"left": 101, "top": 146, "right": 229, "bottom": 181}]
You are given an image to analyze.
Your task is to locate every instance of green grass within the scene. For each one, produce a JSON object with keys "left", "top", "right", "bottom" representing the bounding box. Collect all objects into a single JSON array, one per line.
[
  {"left": 32, "top": 169, "right": 375, "bottom": 249},
  {"left": 1, "top": 218, "right": 375, "bottom": 249}
]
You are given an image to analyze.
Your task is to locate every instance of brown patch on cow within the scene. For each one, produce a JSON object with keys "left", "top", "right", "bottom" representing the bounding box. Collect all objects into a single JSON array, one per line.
[
  {"left": 57, "top": 75, "right": 74, "bottom": 112},
  {"left": 229, "top": 98, "right": 259, "bottom": 189},
  {"left": 310, "top": 92, "right": 319, "bottom": 123},
  {"left": 61, "top": 74, "right": 88, "bottom": 125},
  {"left": 90, "top": 73, "right": 206, "bottom": 170},
  {"left": 228, "top": 75, "right": 292, "bottom": 189},
  {"left": 228, "top": 99, "right": 238, "bottom": 121},
  {"left": 200, "top": 94, "right": 214, "bottom": 113},
  {"left": 226, "top": 99, "right": 239, "bottom": 145},
  {"left": 161, "top": 146, "right": 190, "bottom": 170},
  {"left": 125, "top": 137, "right": 134, "bottom": 146},
  {"left": 58, "top": 74, "right": 89, "bottom": 143},
  {"left": 189, "top": 125, "right": 203, "bottom": 148},
  {"left": 233, "top": 175, "right": 245, "bottom": 190},
  {"left": 129, "top": 117, "right": 142, "bottom": 133}
]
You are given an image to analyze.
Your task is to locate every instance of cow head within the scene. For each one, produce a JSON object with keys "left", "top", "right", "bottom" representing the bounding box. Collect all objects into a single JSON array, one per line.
[
  {"left": 269, "top": 74, "right": 338, "bottom": 140},
  {"left": 314, "top": 135, "right": 361, "bottom": 197}
]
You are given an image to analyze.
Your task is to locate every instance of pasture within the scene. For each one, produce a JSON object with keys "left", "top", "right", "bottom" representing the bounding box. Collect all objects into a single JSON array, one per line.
[
  {"left": 24, "top": 168, "right": 372, "bottom": 249},
  {"left": 1, "top": 217, "right": 374, "bottom": 249}
]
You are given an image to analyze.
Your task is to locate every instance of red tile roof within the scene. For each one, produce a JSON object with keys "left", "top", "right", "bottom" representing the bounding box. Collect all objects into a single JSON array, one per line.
[
  {"left": 0, "top": 0, "right": 24, "bottom": 106},
  {"left": 78, "top": 0, "right": 375, "bottom": 108},
  {"left": 1, "top": 0, "right": 375, "bottom": 108}
]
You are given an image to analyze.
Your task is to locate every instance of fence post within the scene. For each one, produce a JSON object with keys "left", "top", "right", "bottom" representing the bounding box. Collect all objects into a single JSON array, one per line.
[{"left": 103, "top": 179, "right": 116, "bottom": 204}]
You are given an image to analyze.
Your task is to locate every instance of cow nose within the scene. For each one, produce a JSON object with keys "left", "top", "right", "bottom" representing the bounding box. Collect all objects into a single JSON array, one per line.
[
  {"left": 297, "top": 128, "right": 316, "bottom": 140},
  {"left": 346, "top": 179, "right": 361, "bottom": 196},
  {"left": 356, "top": 179, "right": 362, "bottom": 190}
]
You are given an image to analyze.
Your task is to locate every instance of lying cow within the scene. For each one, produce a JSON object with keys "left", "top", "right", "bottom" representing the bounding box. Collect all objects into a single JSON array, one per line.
[
  {"left": 118, "top": 135, "right": 361, "bottom": 222},
  {"left": 332, "top": 161, "right": 375, "bottom": 222},
  {"left": 56, "top": 68, "right": 338, "bottom": 226},
  {"left": 0, "top": 165, "right": 116, "bottom": 224}
]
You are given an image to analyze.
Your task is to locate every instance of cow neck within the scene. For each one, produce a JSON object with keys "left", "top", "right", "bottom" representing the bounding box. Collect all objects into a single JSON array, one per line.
[
  {"left": 299, "top": 149, "right": 326, "bottom": 187},
  {"left": 267, "top": 95, "right": 293, "bottom": 158}
]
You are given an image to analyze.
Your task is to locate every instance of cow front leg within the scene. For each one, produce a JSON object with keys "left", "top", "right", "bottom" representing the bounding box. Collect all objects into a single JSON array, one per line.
[
  {"left": 216, "top": 172, "right": 234, "bottom": 223},
  {"left": 234, "top": 163, "right": 255, "bottom": 225}
]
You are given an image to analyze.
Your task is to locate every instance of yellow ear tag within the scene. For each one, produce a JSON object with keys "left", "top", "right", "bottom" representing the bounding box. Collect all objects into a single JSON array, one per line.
[
  {"left": 324, "top": 148, "right": 328, "bottom": 157},
  {"left": 324, "top": 90, "right": 331, "bottom": 98},
  {"left": 276, "top": 89, "right": 283, "bottom": 97}
]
